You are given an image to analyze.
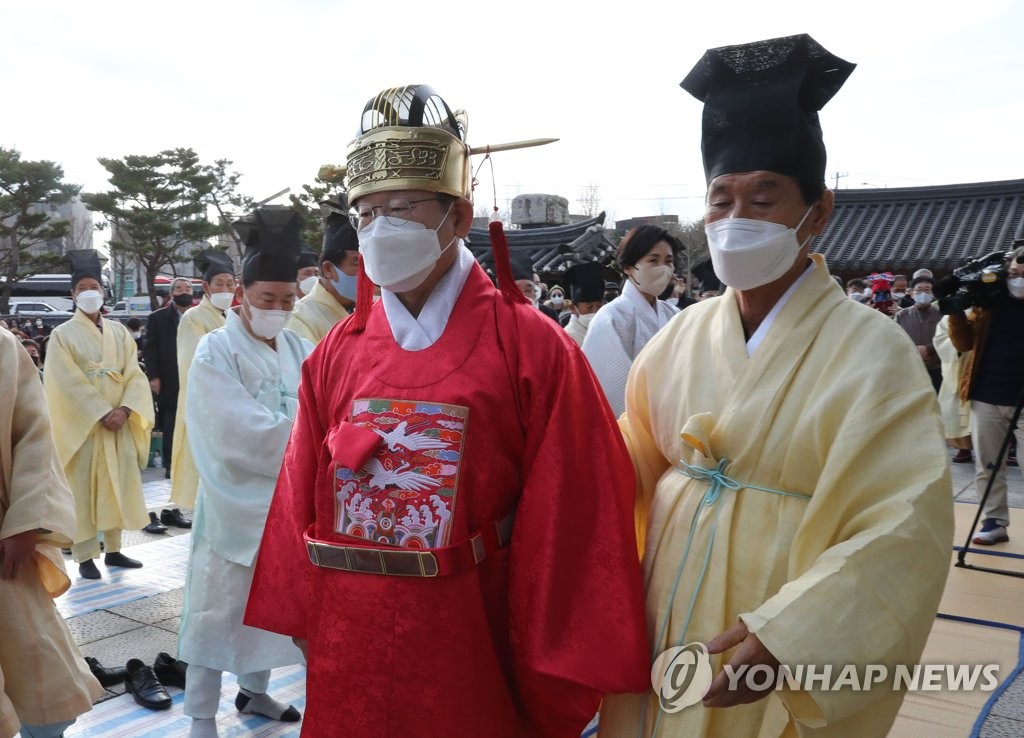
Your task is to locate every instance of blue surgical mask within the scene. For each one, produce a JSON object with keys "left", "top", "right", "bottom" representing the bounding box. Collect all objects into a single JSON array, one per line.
[{"left": 327, "top": 264, "right": 358, "bottom": 301}]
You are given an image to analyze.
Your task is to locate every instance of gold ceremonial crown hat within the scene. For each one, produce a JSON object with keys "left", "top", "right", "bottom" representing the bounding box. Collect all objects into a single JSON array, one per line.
[{"left": 326, "top": 84, "right": 556, "bottom": 202}]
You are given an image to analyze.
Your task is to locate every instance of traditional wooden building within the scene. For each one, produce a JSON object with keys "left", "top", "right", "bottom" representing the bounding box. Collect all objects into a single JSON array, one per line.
[{"left": 819, "top": 178, "right": 1024, "bottom": 278}]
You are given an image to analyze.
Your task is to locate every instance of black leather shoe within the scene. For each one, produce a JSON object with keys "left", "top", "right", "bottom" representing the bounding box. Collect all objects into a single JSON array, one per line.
[
  {"left": 85, "top": 656, "right": 127, "bottom": 688},
  {"left": 143, "top": 512, "right": 168, "bottom": 535},
  {"left": 104, "top": 551, "right": 143, "bottom": 569},
  {"left": 79, "top": 559, "right": 101, "bottom": 579},
  {"left": 124, "top": 658, "right": 172, "bottom": 710},
  {"left": 160, "top": 508, "right": 192, "bottom": 529},
  {"left": 153, "top": 652, "right": 187, "bottom": 689}
]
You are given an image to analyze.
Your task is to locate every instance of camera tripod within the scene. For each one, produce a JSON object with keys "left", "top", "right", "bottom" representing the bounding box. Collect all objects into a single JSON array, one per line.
[{"left": 955, "top": 383, "right": 1024, "bottom": 579}]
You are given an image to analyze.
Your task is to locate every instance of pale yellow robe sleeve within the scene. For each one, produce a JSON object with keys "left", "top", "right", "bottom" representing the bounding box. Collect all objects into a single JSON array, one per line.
[
  {"left": 0, "top": 332, "right": 77, "bottom": 596},
  {"left": 115, "top": 323, "right": 157, "bottom": 467},
  {"left": 287, "top": 311, "right": 317, "bottom": 344},
  {"left": 739, "top": 386, "right": 953, "bottom": 728},
  {"left": 170, "top": 302, "right": 223, "bottom": 507},
  {"left": 620, "top": 355, "right": 672, "bottom": 557}
]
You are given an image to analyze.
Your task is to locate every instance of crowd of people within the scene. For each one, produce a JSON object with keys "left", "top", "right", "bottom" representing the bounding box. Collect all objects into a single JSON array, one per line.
[{"left": 1, "top": 32, "right": 1016, "bottom": 738}]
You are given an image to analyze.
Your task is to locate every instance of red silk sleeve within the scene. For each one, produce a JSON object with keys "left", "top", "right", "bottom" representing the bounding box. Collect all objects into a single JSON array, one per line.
[{"left": 507, "top": 313, "right": 651, "bottom": 736}]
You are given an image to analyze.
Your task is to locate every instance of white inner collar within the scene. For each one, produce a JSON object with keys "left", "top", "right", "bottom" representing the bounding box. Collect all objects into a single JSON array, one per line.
[{"left": 381, "top": 242, "right": 474, "bottom": 351}]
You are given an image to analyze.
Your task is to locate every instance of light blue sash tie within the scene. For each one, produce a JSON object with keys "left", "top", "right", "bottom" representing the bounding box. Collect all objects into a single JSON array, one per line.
[{"left": 641, "top": 458, "right": 811, "bottom": 738}]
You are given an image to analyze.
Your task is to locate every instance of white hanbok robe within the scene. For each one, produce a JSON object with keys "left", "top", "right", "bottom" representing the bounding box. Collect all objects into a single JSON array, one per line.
[
  {"left": 581, "top": 280, "right": 678, "bottom": 416},
  {"left": 178, "top": 310, "right": 312, "bottom": 674}
]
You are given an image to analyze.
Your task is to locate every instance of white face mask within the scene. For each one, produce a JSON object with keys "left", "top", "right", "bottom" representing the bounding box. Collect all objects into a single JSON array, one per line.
[
  {"left": 209, "top": 292, "right": 234, "bottom": 311},
  {"left": 243, "top": 294, "right": 290, "bottom": 340},
  {"left": 576, "top": 313, "right": 595, "bottom": 328},
  {"left": 1008, "top": 277, "right": 1024, "bottom": 299},
  {"left": 704, "top": 207, "right": 814, "bottom": 290},
  {"left": 131, "top": 331, "right": 142, "bottom": 339},
  {"left": 551, "top": 295, "right": 564, "bottom": 309},
  {"left": 630, "top": 263, "right": 674, "bottom": 297},
  {"left": 357, "top": 205, "right": 454, "bottom": 293},
  {"left": 913, "top": 292, "right": 934, "bottom": 305},
  {"left": 75, "top": 289, "right": 104, "bottom": 314},
  {"left": 892, "top": 291, "right": 907, "bottom": 300},
  {"left": 298, "top": 276, "right": 319, "bottom": 296}
]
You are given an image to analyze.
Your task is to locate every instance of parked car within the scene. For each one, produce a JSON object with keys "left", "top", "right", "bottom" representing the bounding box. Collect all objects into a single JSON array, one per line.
[
  {"left": 107, "top": 297, "right": 153, "bottom": 316},
  {"left": 6, "top": 301, "right": 73, "bottom": 318}
]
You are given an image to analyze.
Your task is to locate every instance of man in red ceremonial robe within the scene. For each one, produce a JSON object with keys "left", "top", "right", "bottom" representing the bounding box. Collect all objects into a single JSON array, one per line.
[{"left": 245, "top": 85, "right": 650, "bottom": 737}]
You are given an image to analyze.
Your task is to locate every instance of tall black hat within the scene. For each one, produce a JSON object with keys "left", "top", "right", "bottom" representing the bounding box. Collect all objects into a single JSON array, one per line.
[
  {"left": 321, "top": 215, "right": 360, "bottom": 265},
  {"left": 235, "top": 208, "right": 303, "bottom": 283},
  {"left": 508, "top": 251, "right": 535, "bottom": 282},
  {"left": 692, "top": 259, "right": 721, "bottom": 292},
  {"left": 64, "top": 249, "right": 103, "bottom": 290},
  {"left": 680, "top": 34, "right": 855, "bottom": 196},
  {"left": 297, "top": 243, "right": 320, "bottom": 270},
  {"left": 566, "top": 262, "right": 606, "bottom": 303},
  {"left": 194, "top": 250, "right": 234, "bottom": 283}
]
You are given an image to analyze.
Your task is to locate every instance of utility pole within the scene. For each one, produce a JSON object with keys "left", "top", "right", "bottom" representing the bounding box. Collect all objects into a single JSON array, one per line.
[{"left": 833, "top": 171, "right": 848, "bottom": 189}]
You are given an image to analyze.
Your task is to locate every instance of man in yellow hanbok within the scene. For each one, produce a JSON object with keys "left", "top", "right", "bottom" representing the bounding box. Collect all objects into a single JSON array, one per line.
[
  {"left": 599, "top": 35, "right": 953, "bottom": 738},
  {"left": 168, "top": 250, "right": 235, "bottom": 509},
  {"left": 43, "top": 250, "right": 154, "bottom": 580},
  {"left": 286, "top": 202, "right": 358, "bottom": 344}
]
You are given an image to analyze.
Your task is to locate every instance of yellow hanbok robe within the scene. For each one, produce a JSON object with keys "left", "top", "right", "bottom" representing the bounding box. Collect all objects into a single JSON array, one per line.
[
  {"left": 43, "top": 310, "right": 154, "bottom": 543},
  {"left": 599, "top": 255, "right": 953, "bottom": 738},
  {"left": 286, "top": 280, "right": 350, "bottom": 344},
  {"left": 0, "top": 330, "right": 102, "bottom": 737},
  {"left": 933, "top": 314, "right": 972, "bottom": 442},
  {"left": 169, "top": 295, "right": 226, "bottom": 508}
]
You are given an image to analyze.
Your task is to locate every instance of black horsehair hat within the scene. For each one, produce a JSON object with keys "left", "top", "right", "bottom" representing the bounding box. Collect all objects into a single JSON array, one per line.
[
  {"left": 681, "top": 34, "right": 855, "bottom": 196},
  {"left": 64, "top": 249, "right": 103, "bottom": 290},
  {"left": 234, "top": 208, "right": 303, "bottom": 283}
]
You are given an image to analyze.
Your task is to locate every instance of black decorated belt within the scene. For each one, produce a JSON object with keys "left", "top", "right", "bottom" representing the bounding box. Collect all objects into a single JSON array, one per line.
[{"left": 303, "top": 511, "right": 515, "bottom": 578}]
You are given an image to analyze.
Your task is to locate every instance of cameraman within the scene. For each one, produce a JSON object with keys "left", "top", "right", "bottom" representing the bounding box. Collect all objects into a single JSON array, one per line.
[{"left": 947, "top": 246, "right": 1024, "bottom": 545}]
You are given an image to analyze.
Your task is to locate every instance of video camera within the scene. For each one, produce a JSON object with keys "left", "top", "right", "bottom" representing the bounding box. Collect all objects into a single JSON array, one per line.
[{"left": 935, "top": 250, "right": 1014, "bottom": 314}]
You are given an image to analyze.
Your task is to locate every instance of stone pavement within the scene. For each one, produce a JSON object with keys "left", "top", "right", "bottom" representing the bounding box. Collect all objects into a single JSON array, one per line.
[{"left": 58, "top": 458, "right": 1022, "bottom": 737}]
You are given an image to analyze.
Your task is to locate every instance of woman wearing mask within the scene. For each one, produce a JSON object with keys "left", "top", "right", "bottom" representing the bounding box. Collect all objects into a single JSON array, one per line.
[
  {"left": 581, "top": 225, "right": 680, "bottom": 416},
  {"left": 544, "top": 285, "right": 573, "bottom": 325}
]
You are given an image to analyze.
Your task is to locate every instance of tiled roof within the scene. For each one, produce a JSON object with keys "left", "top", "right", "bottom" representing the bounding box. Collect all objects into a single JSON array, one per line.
[
  {"left": 818, "top": 179, "right": 1024, "bottom": 273},
  {"left": 468, "top": 212, "right": 615, "bottom": 276}
]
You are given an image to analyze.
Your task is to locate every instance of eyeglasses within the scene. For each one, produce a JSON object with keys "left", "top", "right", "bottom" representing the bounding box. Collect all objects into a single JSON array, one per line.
[{"left": 349, "top": 197, "right": 444, "bottom": 230}]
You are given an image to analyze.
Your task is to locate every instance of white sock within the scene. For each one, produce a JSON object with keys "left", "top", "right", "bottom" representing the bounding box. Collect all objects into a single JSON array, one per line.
[
  {"left": 236, "top": 687, "right": 300, "bottom": 722},
  {"left": 188, "top": 718, "right": 218, "bottom": 738}
]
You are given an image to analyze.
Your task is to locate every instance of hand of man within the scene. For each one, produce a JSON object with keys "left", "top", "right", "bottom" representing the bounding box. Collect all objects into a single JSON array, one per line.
[
  {"left": 916, "top": 345, "right": 930, "bottom": 361},
  {"left": 0, "top": 530, "right": 38, "bottom": 580},
  {"left": 149, "top": 378, "right": 161, "bottom": 395},
  {"left": 101, "top": 407, "right": 129, "bottom": 432},
  {"left": 702, "top": 620, "right": 781, "bottom": 708}
]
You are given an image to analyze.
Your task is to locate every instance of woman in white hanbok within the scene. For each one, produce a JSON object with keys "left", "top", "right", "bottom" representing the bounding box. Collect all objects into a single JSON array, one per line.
[{"left": 582, "top": 225, "right": 680, "bottom": 416}]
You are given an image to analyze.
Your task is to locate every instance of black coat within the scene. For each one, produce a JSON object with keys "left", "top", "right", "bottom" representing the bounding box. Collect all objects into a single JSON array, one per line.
[{"left": 144, "top": 305, "right": 182, "bottom": 408}]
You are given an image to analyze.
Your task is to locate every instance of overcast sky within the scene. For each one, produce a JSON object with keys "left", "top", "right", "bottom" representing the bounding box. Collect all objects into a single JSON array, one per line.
[{"left": 4, "top": 0, "right": 1022, "bottom": 232}]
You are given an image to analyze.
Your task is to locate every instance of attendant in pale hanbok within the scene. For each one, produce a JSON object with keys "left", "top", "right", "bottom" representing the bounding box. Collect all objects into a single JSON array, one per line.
[
  {"left": 563, "top": 261, "right": 606, "bottom": 347},
  {"left": 287, "top": 204, "right": 358, "bottom": 344},
  {"left": 43, "top": 250, "right": 154, "bottom": 581},
  {"left": 581, "top": 225, "right": 679, "bottom": 416},
  {"left": 179, "top": 210, "right": 311, "bottom": 738},
  {"left": 168, "top": 250, "right": 235, "bottom": 509},
  {"left": 599, "top": 35, "right": 952, "bottom": 738}
]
